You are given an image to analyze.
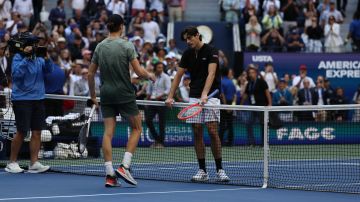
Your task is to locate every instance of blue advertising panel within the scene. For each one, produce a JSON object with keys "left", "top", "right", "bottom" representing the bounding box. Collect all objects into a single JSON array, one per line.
[
  {"left": 91, "top": 121, "right": 360, "bottom": 147},
  {"left": 243, "top": 52, "right": 360, "bottom": 99}
]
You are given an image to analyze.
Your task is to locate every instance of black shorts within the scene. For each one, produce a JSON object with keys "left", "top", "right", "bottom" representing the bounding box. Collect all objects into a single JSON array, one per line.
[
  {"left": 12, "top": 100, "right": 46, "bottom": 134},
  {"left": 101, "top": 100, "right": 139, "bottom": 119}
]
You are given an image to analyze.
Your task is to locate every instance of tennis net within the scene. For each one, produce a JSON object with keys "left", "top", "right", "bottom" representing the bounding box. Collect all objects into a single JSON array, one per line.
[{"left": 0, "top": 94, "right": 359, "bottom": 193}]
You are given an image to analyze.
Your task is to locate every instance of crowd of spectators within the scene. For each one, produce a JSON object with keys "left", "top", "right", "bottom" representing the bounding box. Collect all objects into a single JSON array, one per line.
[
  {"left": 219, "top": 0, "right": 360, "bottom": 53},
  {"left": 0, "top": 0, "right": 358, "bottom": 124}
]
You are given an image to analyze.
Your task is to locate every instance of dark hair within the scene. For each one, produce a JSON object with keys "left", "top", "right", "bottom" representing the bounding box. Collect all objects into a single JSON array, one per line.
[
  {"left": 57, "top": 0, "right": 63, "bottom": 6},
  {"left": 181, "top": 26, "right": 202, "bottom": 41},
  {"left": 107, "top": 14, "right": 124, "bottom": 33},
  {"left": 154, "top": 62, "right": 165, "bottom": 71},
  {"left": 221, "top": 67, "right": 230, "bottom": 77}
]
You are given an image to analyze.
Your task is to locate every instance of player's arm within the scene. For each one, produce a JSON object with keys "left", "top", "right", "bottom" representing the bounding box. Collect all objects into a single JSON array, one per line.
[
  {"left": 165, "top": 68, "right": 186, "bottom": 107},
  {"left": 131, "top": 58, "right": 155, "bottom": 81},
  {"left": 201, "top": 63, "right": 217, "bottom": 102},
  {"left": 265, "top": 89, "right": 272, "bottom": 106},
  {"left": 88, "top": 62, "right": 99, "bottom": 107}
]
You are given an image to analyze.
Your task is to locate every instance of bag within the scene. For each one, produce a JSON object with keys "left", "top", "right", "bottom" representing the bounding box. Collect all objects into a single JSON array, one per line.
[{"left": 53, "top": 115, "right": 88, "bottom": 137}]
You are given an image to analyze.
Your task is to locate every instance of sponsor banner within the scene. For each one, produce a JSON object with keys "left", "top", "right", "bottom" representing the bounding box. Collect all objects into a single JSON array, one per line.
[
  {"left": 244, "top": 52, "right": 360, "bottom": 98},
  {"left": 91, "top": 121, "right": 360, "bottom": 146}
]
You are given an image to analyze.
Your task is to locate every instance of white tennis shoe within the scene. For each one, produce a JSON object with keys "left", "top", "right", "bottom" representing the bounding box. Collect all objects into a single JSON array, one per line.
[
  {"left": 28, "top": 161, "right": 50, "bottom": 173},
  {"left": 216, "top": 169, "right": 230, "bottom": 182},
  {"left": 191, "top": 169, "right": 209, "bottom": 182},
  {"left": 5, "top": 162, "right": 24, "bottom": 173}
]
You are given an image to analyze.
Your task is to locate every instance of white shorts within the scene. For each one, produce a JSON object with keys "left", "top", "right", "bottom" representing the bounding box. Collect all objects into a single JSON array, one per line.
[{"left": 185, "top": 98, "right": 220, "bottom": 124}]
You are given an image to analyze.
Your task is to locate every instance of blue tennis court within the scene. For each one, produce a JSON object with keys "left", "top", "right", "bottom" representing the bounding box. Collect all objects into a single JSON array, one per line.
[{"left": 0, "top": 171, "right": 358, "bottom": 202}]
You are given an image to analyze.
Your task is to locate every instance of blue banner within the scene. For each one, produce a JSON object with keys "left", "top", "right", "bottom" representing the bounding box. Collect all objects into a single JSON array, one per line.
[
  {"left": 91, "top": 121, "right": 360, "bottom": 147},
  {"left": 243, "top": 52, "right": 360, "bottom": 99}
]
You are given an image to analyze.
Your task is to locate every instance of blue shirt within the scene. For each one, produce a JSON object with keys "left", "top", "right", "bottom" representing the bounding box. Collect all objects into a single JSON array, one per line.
[
  {"left": 350, "top": 20, "right": 360, "bottom": 40},
  {"left": 11, "top": 54, "right": 53, "bottom": 101},
  {"left": 45, "top": 63, "right": 65, "bottom": 94},
  {"left": 221, "top": 77, "right": 236, "bottom": 102},
  {"left": 272, "top": 88, "right": 293, "bottom": 106}
]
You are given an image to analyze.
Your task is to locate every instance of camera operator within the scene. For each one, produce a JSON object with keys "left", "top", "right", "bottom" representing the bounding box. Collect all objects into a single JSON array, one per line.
[{"left": 5, "top": 32, "right": 54, "bottom": 173}]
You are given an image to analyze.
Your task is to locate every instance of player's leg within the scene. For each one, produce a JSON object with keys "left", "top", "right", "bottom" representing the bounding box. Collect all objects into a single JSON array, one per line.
[
  {"left": 157, "top": 106, "right": 167, "bottom": 147},
  {"left": 191, "top": 123, "right": 209, "bottom": 181},
  {"left": 145, "top": 106, "right": 159, "bottom": 147},
  {"left": 115, "top": 101, "right": 141, "bottom": 186}
]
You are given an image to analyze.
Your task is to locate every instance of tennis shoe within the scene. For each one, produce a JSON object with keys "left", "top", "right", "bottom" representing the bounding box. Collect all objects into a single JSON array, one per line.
[
  {"left": 191, "top": 169, "right": 209, "bottom": 182},
  {"left": 116, "top": 164, "right": 137, "bottom": 186},
  {"left": 216, "top": 169, "right": 230, "bottom": 182},
  {"left": 28, "top": 161, "right": 50, "bottom": 173},
  {"left": 105, "top": 175, "right": 120, "bottom": 187},
  {"left": 5, "top": 162, "right": 24, "bottom": 173}
]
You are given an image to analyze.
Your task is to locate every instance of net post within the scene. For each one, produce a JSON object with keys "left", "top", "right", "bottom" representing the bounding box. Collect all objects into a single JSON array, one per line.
[{"left": 262, "top": 108, "right": 269, "bottom": 189}]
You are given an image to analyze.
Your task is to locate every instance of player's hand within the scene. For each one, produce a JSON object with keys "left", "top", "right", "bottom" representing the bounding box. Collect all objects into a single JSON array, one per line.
[
  {"left": 90, "top": 98, "right": 99, "bottom": 108},
  {"left": 200, "top": 95, "right": 208, "bottom": 105},
  {"left": 165, "top": 98, "right": 174, "bottom": 108},
  {"left": 148, "top": 73, "right": 156, "bottom": 82}
]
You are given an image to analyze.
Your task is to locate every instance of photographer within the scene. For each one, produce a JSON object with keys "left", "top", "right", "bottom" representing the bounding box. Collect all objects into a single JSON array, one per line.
[{"left": 5, "top": 32, "right": 53, "bottom": 173}]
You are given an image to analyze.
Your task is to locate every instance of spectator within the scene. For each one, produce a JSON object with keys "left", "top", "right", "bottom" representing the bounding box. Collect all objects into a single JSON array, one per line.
[
  {"left": 127, "top": 13, "right": 144, "bottom": 35},
  {"left": 260, "top": 63, "right": 278, "bottom": 93},
  {"left": 261, "top": 28, "right": 285, "bottom": 52},
  {"left": 245, "top": 15, "right": 262, "bottom": 52},
  {"left": 218, "top": 50, "right": 228, "bottom": 69},
  {"left": 286, "top": 27, "right": 305, "bottom": 52},
  {"left": 336, "top": 0, "right": 347, "bottom": 17},
  {"left": 165, "top": 38, "right": 182, "bottom": 55},
  {"left": 262, "top": 0, "right": 280, "bottom": 15},
  {"left": 305, "top": 17, "right": 323, "bottom": 53},
  {"left": 222, "top": 0, "right": 241, "bottom": 24},
  {"left": 48, "top": 0, "right": 66, "bottom": 28},
  {"left": 347, "top": 11, "right": 360, "bottom": 52},
  {"left": 0, "top": 42, "right": 10, "bottom": 89},
  {"left": 84, "top": 0, "right": 106, "bottom": 19},
  {"left": 314, "top": 76, "right": 328, "bottom": 121},
  {"left": 150, "top": 0, "right": 165, "bottom": 22},
  {"left": 272, "top": 78, "right": 293, "bottom": 121},
  {"left": 317, "top": 0, "right": 331, "bottom": 15},
  {"left": 240, "top": 64, "right": 272, "bottom": 146},
  {"left": 70, "top": 1, "right": 85, "bottom": 14},
  {"left": 12, "top": 0, "right": 33, "bottom": 27},
  {"left": 331, "top": 87, "right": 349, "bottom": 121},
  {"left": 323, "top": 78, "right": 335, "bottom": 105},
  {"left": 352, "top": 85, "right": 360, "bottom": 122},
  {"left": 68, "top": 34, "right": 85, "bottom": 60},
  {"left": 219, "top": 68, "right": 236, "bottom": 146},
  {"left": 59, "top": 48, "right": 72, "bottom": 72},
  {"left": 44, "top": 51, "right": 66, "bottom": 117},
  {"left": 68, "top": 62, "right": 82, "bottom": 95},
  {"left": 261, "top": 5, "right": 283, "bottom": 32},
  {"left": 81, "top": 49, "right": 92, "bottom": 66},
  {"left": 324, "top": 15, "right": 344, "bottom": 53},
  {"left": 167, "top": 0, "right": 183, "bottom": 22},
  {"left": 74, "top": 68, "right": 89, "bottom": 96},
  {"left": 281, "top": 0, "right": 300, "bottom": 36},
  {"left": 179, "top": 74, "right": 190, "bottom": 102},
  {"left": 292, "top": 65, "right": 315, "bottom": 89},
  {"left": 131, "top": 0, "right": 146, "bottom": 17},
  {"left": 7, "top": 12, "right": 23, "bottom": 36},
  {"left": 142, "top": 12, "right": 160, "bottom": 44},
  {"left": 165, "top": 52, "right": 177, "bottom": 79},
  {"left": 150, "top": 9, "right": 163, "bottom": 29},
  {"left": 131, "top": 73, "right": 147, "bottom": 101},
  {"left": 320, "top": 2, "right": 343, "bottom": 27},
  {"left": 0, "top": 0, "right": 12, "bottom": 21},
  {"left": 145, "top": 62, "right": 171, "bottom": 148},
  {"left": 283, "top": 73, "right": 291, "bottom": 89},
  {"left": 303, "top": 0, "right": 318, "bottom": 30},
  {"left": 297, "top": 78, "right": 318, "bottom": 121},
  {"left": 107, "top": 0, "right": 127, "bottom": 17},
  {"left": 89, "top": 31, "right": 105, "bottom": 53},
  {"left": 243, "top": 5, "right": 258, "bottom": 25},
  {"left": 130, "top": 35, "right": 144, "bottom": 53}
]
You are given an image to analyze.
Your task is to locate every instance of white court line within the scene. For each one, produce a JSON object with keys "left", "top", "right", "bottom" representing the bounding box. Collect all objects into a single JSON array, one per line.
[{"left": 0, "top": 187, "right": 261, "bottom": 201}]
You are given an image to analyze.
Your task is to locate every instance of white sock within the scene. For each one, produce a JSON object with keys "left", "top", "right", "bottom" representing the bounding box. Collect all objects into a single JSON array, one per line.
[
  {"left": 104, "top": 161, "right": 115, "bottom": 176},
  {"left": 122, "top": 152, "right": 133, "bottom": 169}
]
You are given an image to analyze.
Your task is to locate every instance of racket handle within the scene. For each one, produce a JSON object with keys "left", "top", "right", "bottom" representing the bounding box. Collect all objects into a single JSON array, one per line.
[
  {"left": 208, "top": 89, "right": 219, "bottom": 99},
  {"left": 89, "top": 105, "right": 96, "bottom": 120}
]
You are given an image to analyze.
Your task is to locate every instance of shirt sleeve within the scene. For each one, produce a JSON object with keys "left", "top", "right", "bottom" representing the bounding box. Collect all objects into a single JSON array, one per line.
[
  {"left": 209, "top": 46, "right": 219, "bottom": 64},
  {"left": 127, "top": 43, "right": 138, "bottom": 61},
  {"left": 91, "top": 45, "right": 99, "bottom": 65}
]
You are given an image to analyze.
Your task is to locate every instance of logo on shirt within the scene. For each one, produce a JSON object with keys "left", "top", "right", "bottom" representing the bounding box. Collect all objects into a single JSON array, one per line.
[
  {"left": 202, "top": 58, "right": 207, "bottom": 60},
  {"left": 212, "top": 55, "right": 218, "bottom": 58}
]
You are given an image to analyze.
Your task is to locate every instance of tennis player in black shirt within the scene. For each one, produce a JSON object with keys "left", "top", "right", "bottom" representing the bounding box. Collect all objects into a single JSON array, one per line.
[{"left": 165, "top": 26, "right": 230, "bottom": 182}]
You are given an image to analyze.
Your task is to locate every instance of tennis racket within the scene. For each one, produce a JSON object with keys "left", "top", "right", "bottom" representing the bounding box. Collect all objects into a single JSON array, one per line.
[
  {"left": 177, "top": 89, "right": 219, "bottom": 120},
  {"left": 78, "top": 104, "right": 96, "bottom": 154}
]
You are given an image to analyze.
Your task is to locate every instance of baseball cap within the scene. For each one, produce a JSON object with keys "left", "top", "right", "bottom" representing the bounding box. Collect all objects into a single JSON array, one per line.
[
  {"left": 165, "top": 52, "right": 176, "bottom": 59},
  {"left": 279, "top": 78, "right": 286, "bottom": 83},
  {"left": 57, "top": 37, "right": 66, "bottom": 43},
  {"left": 299, "top": 65, "right": 307, "bottom": 70}
]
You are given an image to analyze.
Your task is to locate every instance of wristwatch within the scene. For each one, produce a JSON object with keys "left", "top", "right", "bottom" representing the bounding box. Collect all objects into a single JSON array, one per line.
[{"left": 197, "top": 25, "right": 213, "bottom": 44}]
